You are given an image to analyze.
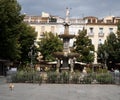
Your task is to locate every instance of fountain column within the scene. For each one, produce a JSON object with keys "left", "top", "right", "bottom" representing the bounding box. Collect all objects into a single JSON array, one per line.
[
  {"left": 53, "top": 8, "right": 79, "bottom": 72},
  {"left": 56, "top": 59, "right": 60, "bottom": 73}
]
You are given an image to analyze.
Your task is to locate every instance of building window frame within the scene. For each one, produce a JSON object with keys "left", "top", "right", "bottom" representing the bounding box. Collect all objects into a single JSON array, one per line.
[
  {"left": 99, "top": 28, "right": 104, "bottom": 37},
  {"left": 109, "top": 28, "right": 113, "bottom": 33},
  {"left": 89, "top": 27, "right": 94, "bottom": 36}
]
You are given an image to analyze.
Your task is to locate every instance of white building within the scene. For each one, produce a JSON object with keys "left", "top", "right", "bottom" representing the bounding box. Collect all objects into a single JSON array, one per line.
[
  {"left": 24, "top": 12, "right": 85, "bottom": 45},
  {"left": 24, "top": 13, "right": 120, "bottom": 64},
  {"left": 84, "top": 16, "right": 118, "bottom": 63}
]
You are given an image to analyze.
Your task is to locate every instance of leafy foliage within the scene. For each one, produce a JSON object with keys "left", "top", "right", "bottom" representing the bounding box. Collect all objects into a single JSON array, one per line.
[
  {"left": 0, "top": 0, "right": 36, "bottom": 64},
  {"left": 74, "top": 30, "right": 94, "bottom": 63},
  {"left": 0, "top": 0, "right": 23, "bottom": 60},
  {"left": 39, "top": 32, "right": 63, "bottom": 61},
  {"left": 18, "top": 23, "right": 37, "bottom": 63},
  {"left": 11, "top": 70, "right": 42, "bottom": 83},
  {"left": 96, "top": 73, "right": 114, "bottom": 84},
  {"left": 98, "top": 30, "right": 120, "bottom": 68},
  {"left": 116, "top": 21, "right": 120, "bottom": 63},
  {"left": 97, "top": 37, "right": 115, "bottom": 65}
]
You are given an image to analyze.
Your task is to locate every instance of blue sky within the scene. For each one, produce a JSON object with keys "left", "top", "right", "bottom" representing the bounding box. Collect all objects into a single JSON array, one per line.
[{"left": 17, "top": 0, "right": 120, "bottom": 18}]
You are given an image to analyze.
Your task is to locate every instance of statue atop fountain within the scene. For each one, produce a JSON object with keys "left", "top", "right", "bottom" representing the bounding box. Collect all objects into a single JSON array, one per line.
[{"left": 65, "top": 7, "right": 70, "bottom": 23}]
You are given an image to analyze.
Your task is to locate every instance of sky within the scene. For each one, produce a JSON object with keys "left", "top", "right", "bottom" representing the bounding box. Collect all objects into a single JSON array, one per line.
[{"left": 17, "top": 0, "right": 120, "bottom": 18}]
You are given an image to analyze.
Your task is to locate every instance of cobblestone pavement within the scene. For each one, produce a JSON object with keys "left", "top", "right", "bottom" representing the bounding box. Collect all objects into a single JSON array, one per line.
[{"left": 0, "top": 83, "right": 120, "bottom": 100}]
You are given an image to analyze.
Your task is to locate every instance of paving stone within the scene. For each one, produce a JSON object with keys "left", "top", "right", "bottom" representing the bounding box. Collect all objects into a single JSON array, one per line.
[{"left": 0, "top": 83, "right": 120, "bottom": 100}]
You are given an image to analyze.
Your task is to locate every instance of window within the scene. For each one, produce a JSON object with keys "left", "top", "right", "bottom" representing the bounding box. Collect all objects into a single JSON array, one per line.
[
  {"left": 99, "top": 28, "right": 103, "bottom": 33},
  {"left": 116, "top": 19, "right": 120, "bottom": 23},
  {"left": 109, "top": 28, "right": 113, "bottom": 33},
  {"left": 90, "top": 27, "right": 93, "bottom": 33},
  {"left": 99, "top": 28, "right": 104, "bottom": 37},
  {"left": 98, "top": 39, "right": 102, "bottom": 44},
  {"left": 89, "top": 27, "right": 94, "bottom": 36},
  {"left": 88, "top": 19, "right": 91, "bottom": 23},
  {"left": 106, "top": 20, "right": 112, "bottom": 23},
  {"left": 49, "top": 18, "right": 57, "bottom": 23},
  {"left": 92, "top": 19, "right": 96, "bottom": 23}
]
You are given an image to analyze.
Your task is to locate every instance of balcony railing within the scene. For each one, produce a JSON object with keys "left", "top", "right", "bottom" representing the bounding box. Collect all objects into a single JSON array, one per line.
[
  {"left": 88, "top": 32, "right": 94, "bottom": 37},
  {"left": 98, "top": 32, "right": 104, "bottom": 37}
]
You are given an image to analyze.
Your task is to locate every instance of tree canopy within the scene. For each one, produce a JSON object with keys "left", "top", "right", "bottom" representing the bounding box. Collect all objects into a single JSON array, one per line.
[
  {"left": 39, "top": 32, "right": 63, "bottom": 61},
  {"left": 19, "top": 22, "right": 37, "bottom": 63},
  {"left": 74, "top": 30, "right": 94, "bottom": 63},
  {"left": 0, "top": 0, "right": 36, "bottom": 63},
  {"left": 98, "top": 25, "right": 120, "bottom": 69}
]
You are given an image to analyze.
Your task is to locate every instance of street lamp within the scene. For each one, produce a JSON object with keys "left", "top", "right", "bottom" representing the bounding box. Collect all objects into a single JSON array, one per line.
[
  {"left": 89, "top": 51, "right": 95, "bottom": 73},
  {"left": 28, "top": 45, "right": 34, "bottom": 68},
  {"left": 30, "top": 45, "right": 34, "bottom": 68},
  {"left": 104, "top": 51, "right": 108, "bottom": 69},
  {"left": 28, "top": 40, "right": 42, "bottom": 68},
  {"left": 100, "top": 51, "right": 108, "bottom": 69}
]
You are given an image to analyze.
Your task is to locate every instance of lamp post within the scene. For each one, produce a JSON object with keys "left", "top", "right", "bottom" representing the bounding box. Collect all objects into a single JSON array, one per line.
[
  {"left": 90, "top": 51, "right": 94, "bottom": 73},
  {"left": 28, "top": 45, "right": 34, "bottom": 68},
  {"left": 104, "top": 51, "right": 108, "bottom": 69},
  {"left": 30, "top": 45, "right": 34, "bottom": 68},
  {"left": 100, "top": 51, "right": 108, "bottom": 69},
  {"left": 28, "top": 41, "right": 41, "bottom": 69}
]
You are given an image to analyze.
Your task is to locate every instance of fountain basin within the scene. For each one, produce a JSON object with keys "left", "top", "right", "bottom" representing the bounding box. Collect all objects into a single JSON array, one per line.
[
  {"left": 59, "top": 34, "right": 75, "bottom": 39},
  {"left": 53, "top": 52, "right": 79, "bottom": 58}
]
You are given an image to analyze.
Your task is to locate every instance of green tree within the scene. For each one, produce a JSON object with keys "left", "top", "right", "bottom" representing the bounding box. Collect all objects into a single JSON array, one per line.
[
  {"left": 107, "top": 33, "right": 119, "bottom": 63},
  {"left": 98, "top": 22, "right": 120, "bottom": 68},
  {"left": 97, "top": 44, "right": 106, "bottom": 63},
  {"left": 97, "top": 32, "right": 120, "bottom": 68},
  {"left": 0, "top": 0, "right": 36, "bottom": 64},
  {"left": 18, "top": 22, "right": 37, "bottom": 64},
  {"left": 0, "top": 0, "right": 23, "bottom": 60},
  {"left": 116, "top": 21, "right": 120, "bottom": 62},
  {"left": 74, "top": 30, "right": 94, "bottom": 63},
  {"left": 39, "top": 32, "right": 63, "bottom": 61}
]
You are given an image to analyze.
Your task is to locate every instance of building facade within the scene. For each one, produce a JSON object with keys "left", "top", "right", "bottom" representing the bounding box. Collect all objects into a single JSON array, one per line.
[
  {"left": 24, "top": 12, "right": 120, "bottom": 64},
  {"left": 84, "top": 16, "right": 118, "bottom": 63}
]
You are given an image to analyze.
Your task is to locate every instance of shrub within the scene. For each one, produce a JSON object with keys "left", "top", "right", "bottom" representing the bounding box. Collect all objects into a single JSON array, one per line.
[
  {"left": 71, "top": 74, "right": 80, "bottom": 84},
  {"left": 47, "top": 72, "right": 58, "bottom": 83},
  {"left": 96, "top": 68, "right": 108, "bottom": 74},
  {"left": 10, "top": 69, "right": 115, "bottom": 84},
  {"left": 46, "top": 71, "right": 70, "bottom": 84},
  {"left": 61, "top": 72, "right": 70, "bottom": 83},
  {"left": 11, "top": 70, "right": 42, "bottom": 83},
  {"left": 82, "top": 74, "right": 92, "bottom": 84},
  {"left": 96, "top": 73, "right": 114, "bottom": 84},
  {"left": 86, "top": 67, "right": 92, "bottom": 73}
]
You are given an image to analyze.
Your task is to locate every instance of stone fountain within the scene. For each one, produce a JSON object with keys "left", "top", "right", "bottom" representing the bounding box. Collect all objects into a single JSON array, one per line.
[{"left": 54, "top": 8, "right": 79, "bottom": 72}]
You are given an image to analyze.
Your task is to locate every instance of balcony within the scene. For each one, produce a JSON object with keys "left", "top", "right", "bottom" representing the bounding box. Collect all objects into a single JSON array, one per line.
[
  {"left": 88, "top": 32, "right": 94, "bottom": 37},
  {"left": 98, "top": 32, "right": 104, "bottom": 37}
]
